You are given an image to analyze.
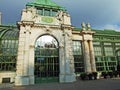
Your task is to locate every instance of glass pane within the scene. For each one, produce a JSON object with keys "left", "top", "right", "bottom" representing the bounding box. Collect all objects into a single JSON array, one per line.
[
  {"left": 72, "top": 41, "right": 84, "bottom": 73},
  {"left": 37, "top": 9, "right": 43, "bottom": 15},
  {"left": 104, "top": 47, "right": 113, "bottom": 56},
  {"left": 0, "top": 28, "right": 18, "bottom": 71},
  {"left": 44, "top": 9, "right": 50, "bottom": 16},
  {"left": 52, "top": 10, "right": 57, "bottom": 16},
  {"left": 94, "top": 46, "right": 102, "bottom": 56},
  {"left": 35, "top": 35, "right": 58, "bottom": 49},
  {"left": 72, "top": 41, "right": 82, "bottom": 55}
]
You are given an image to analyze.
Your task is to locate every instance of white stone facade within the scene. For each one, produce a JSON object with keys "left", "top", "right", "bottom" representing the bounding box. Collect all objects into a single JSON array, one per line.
[
  {"left": 0, "top": 6, "right": 96, "bottom": 86},
  {"left": 15, "top": 7, "right": 76, "bottom": 85}
]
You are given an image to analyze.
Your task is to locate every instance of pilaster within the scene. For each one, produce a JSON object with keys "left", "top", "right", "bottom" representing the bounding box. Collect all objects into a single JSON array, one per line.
[
  {"left": 89, "top": 41, "right": 96, "bottom": 72},
  {"left": 83, "top": 40, "right": 92, "bottom": 73},
  {"left": 59, "top": 43, "right": 65, "bottom": 82},
  {"left": 15, "top": 21, "right": 34, "bottom": 86},
  {"left": 81, "top": 22, "right": 96, "bottom": 73},
  {"left": 60, "top": 28, "right": 76, "bottom": 83}
]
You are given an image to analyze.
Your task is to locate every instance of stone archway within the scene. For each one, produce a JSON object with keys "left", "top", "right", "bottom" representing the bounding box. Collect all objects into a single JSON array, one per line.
[{"left": 34, "top": 35, "right": 59, "bottom": 83}]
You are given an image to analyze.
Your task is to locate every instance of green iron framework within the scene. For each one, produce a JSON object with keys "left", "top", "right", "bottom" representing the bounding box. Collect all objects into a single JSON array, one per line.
[
  {"left": 0, "top": 25, "right": 19, "bottom": 71},
  {"left": 0, "top": 25, "right": 120, "bottom": 74},
  {"left": 34, "top": 35, "right": 59, "bottom": 83}
]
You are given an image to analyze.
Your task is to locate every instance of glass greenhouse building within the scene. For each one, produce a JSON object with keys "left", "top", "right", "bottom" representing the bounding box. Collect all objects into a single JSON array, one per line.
[
  {"left": 0, "top": 0, "right": 120, "bottom": 86},
  {"left": 0, "top": 26, "right": 19, "bottom": 71}
]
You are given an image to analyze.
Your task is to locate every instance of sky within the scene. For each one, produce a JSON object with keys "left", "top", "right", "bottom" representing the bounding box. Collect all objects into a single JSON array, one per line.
[{"left": 0, "top": 0, "right": 120, "bottom": 31}]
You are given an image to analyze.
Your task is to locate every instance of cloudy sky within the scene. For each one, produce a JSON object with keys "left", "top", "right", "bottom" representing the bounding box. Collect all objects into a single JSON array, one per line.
[{"left": 0, "top": 0, "right": 120, "bottom": 31}]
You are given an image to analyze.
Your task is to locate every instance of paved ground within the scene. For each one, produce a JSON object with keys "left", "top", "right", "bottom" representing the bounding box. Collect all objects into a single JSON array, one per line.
[{"left": 0, "top": 78, "right": 120, "bottom": 90}]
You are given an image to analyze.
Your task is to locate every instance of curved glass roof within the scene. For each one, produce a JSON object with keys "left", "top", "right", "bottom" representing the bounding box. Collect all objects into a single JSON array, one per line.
[
  {"left": 0, "top": 25, "right": 19, "bottom": 71},
  {"left": 0, "top": 25, "right": 19, "bottom": 40}
]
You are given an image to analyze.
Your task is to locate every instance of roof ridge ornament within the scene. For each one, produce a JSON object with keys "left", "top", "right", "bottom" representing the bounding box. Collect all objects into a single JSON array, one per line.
[
  {"left": 81, "top": 22, "right": 86, "bottom": 31},
  {"left": 81, "top": 22, "right": 91, "bottom": 31},
  {"left": 86, "top": 23, "right": 91, "bottom": 31}
]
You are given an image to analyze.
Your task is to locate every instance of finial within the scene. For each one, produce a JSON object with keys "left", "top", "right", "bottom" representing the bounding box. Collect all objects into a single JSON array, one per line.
[
  {"left": 86, "top": 23, "right": 91, "bottom": 30},
  {"left": 81, "top": 22, "right": 86, "bottom": 30}
]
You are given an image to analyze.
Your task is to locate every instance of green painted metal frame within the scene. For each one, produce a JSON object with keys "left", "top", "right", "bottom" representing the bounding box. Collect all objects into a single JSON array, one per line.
[
  {"left": 34, "top": 35, "right": 59, "bottom": 83},
  {"left": 93, "top": 41, "right": 119, "bottom": 72},
  {"left": 72, "top": 40, "right": 84, "bottom": 74},
  {"left": 0, "top": 25, "right": 19, "bottom": 71},
  {"left": 35, "top": 49, "right": 59, "bottom": 83}
]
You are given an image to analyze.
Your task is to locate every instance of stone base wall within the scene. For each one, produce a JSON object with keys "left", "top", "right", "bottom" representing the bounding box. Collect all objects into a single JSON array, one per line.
[{"left": 0, "top": 72, "right": 16, "bottom": 83}]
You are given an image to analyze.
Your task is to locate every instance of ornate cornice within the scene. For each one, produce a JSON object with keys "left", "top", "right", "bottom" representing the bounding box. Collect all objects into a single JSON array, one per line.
[
  {"left": 17, "top": 21, "right": 34, "bottom": 27},
  {"left": 80, "top": 30, "right": 95, "bottom": 35}
]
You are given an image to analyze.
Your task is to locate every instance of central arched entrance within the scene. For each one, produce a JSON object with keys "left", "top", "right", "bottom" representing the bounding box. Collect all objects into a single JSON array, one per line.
[{"left": 34, "top": 35, "right": 59, "bottom": 83}]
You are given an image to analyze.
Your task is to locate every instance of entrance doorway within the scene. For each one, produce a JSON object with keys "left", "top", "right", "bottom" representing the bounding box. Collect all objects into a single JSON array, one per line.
[{"left": 34, "top": 35, "right": 59, "bottom": 83}]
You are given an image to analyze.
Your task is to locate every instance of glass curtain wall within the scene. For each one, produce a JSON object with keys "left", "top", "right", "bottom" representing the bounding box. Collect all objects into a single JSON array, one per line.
[
  {"left": 93, "top": 41, "right": 117, "bottom": 72},
  {"left": 72, "top": 40, "right": 84, "bottom": 74},
  {"left": 0, "top": 29, "right": 19, "bottom": 71},
  {"left": 93, "top": 42, "right": 105, "bottom": 71}
]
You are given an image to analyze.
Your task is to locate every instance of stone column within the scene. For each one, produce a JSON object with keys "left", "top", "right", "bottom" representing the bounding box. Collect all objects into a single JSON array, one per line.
[
  {"left": 83, "top": 40, "right": 92, "bottom": 73},
  {"left": 89, "top": 41, "right": 96, "bottom": 72}
]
